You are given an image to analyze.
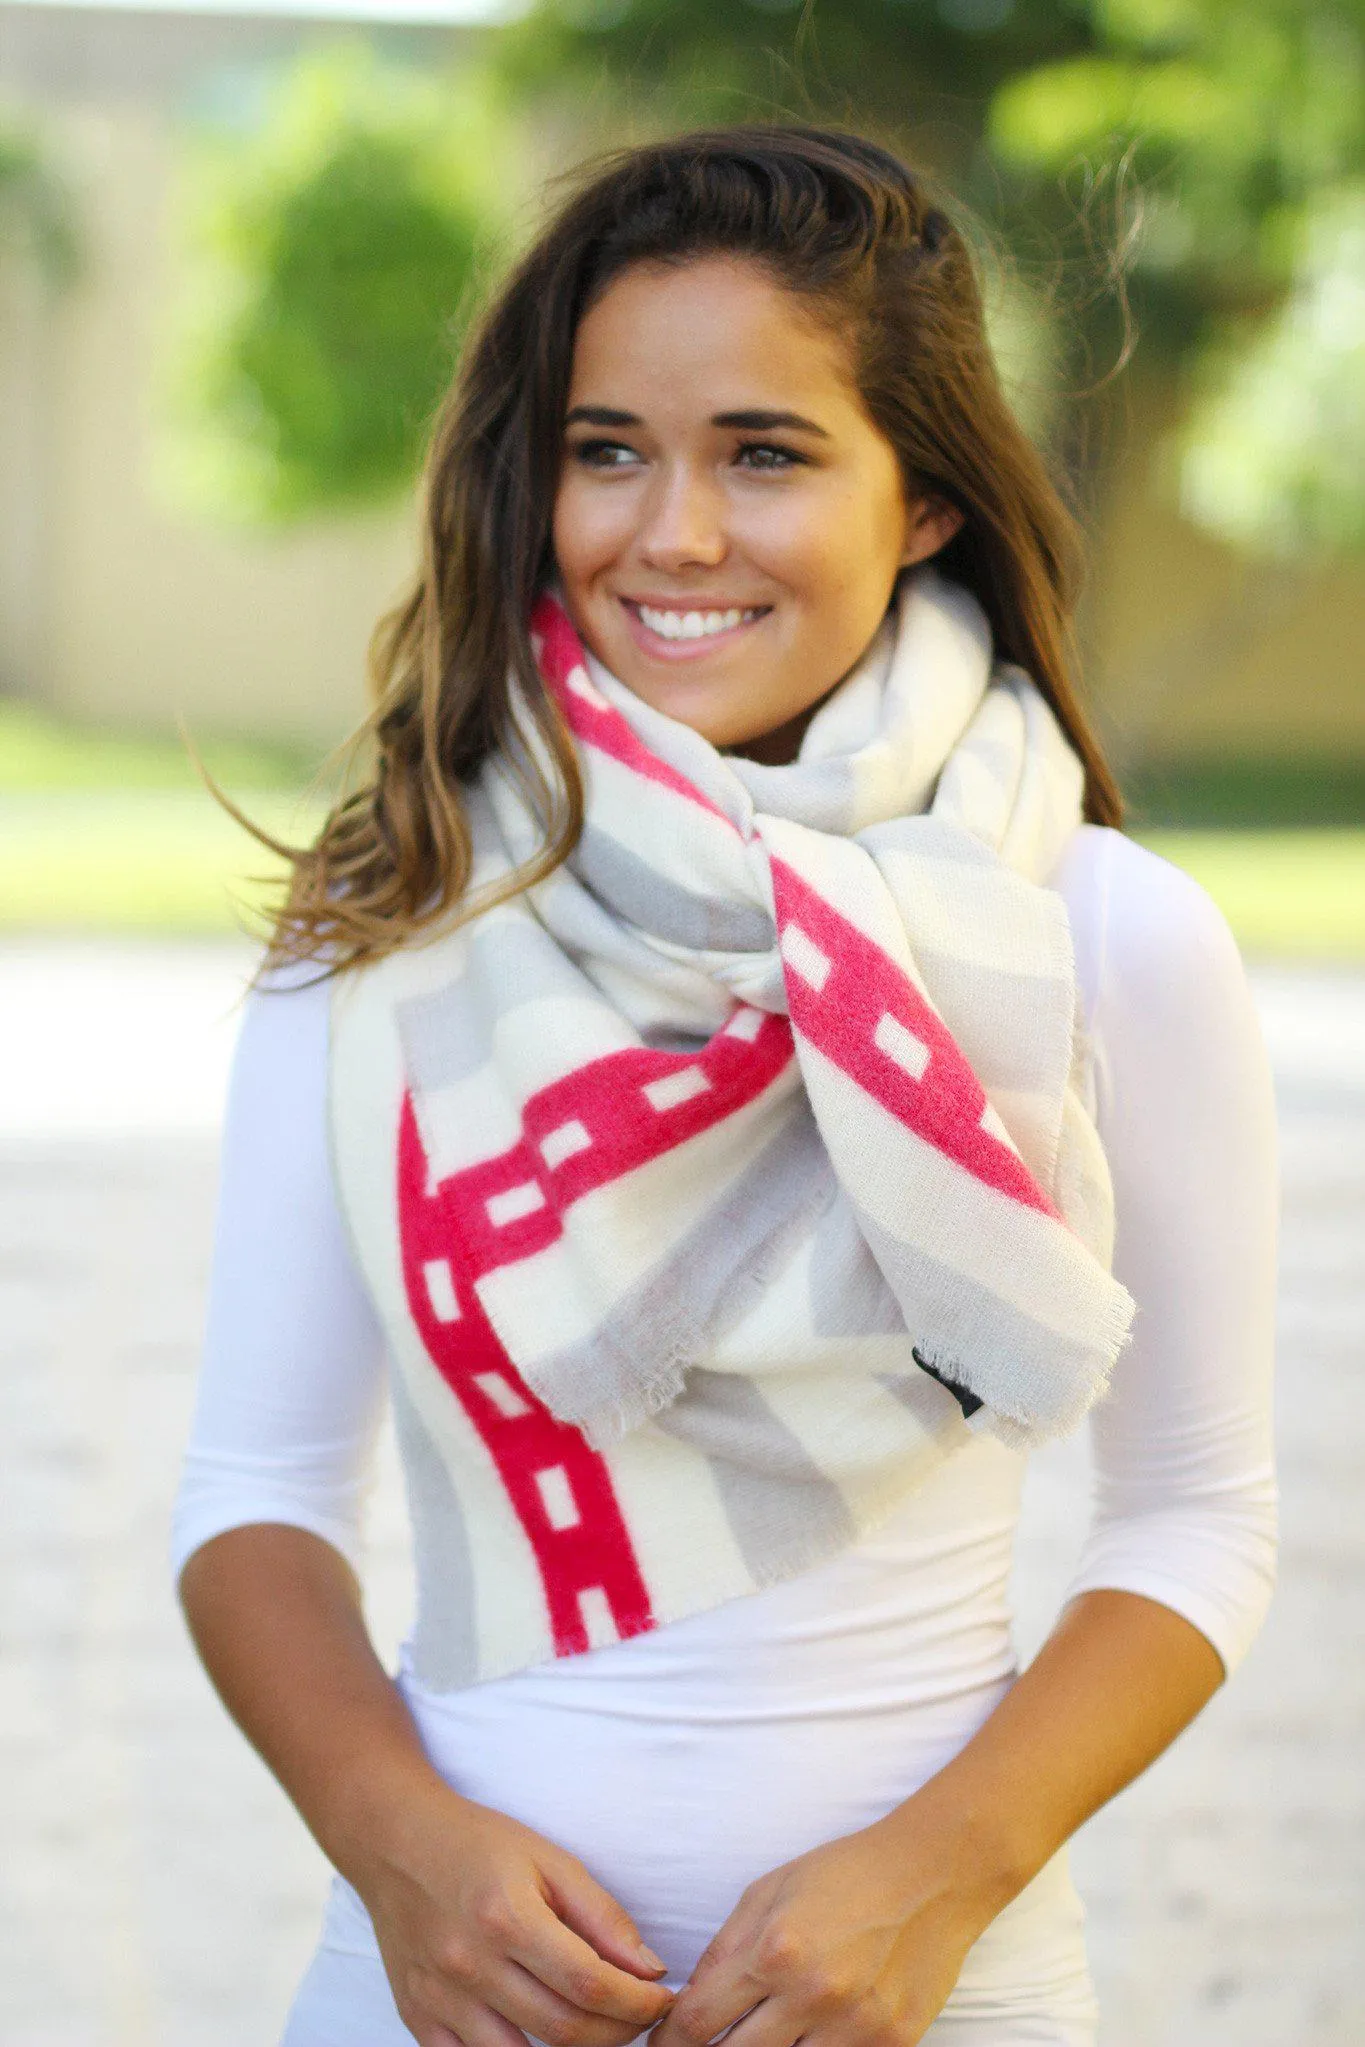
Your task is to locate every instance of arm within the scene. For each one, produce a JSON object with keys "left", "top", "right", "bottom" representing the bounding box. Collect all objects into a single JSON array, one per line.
[
  {"left": 174, "top": 970, "right": 674, "bottom": 2047},
  {"left": 648, "top": 836, "right": 1278, "bottom": 2047},
  {"left": 879, "top": 831, "right": 1279, "bottom": 1898},
  {"left": 179, "top": 1521, "right": 455, "bottom": 1899}
]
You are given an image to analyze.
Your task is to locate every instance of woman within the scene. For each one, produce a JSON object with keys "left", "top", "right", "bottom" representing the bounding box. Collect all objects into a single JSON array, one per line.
[{"left": 173, "top": 127, "right": 1279, "bottom": 2047}]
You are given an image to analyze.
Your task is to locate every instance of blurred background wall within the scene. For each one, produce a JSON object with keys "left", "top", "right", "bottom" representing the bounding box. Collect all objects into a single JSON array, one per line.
[{"left": 0, "top": 2, "right": 461, "bottom": 746}]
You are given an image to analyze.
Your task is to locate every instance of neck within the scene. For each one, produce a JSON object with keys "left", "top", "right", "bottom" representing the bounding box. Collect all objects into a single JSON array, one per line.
[{"left": 723, "top": 673, "right": 848, "bottom": 767}]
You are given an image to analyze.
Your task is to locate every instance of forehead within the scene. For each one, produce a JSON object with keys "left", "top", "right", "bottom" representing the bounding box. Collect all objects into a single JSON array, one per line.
[{"left": 567, "top": 255, "right": 858, "bottom": 409}]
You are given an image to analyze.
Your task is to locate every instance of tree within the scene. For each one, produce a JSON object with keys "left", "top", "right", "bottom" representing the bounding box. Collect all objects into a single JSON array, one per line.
[
  {"left": 0, "top": 117, "right": 78, "bottom": 283},
  {"left": 493, "top": 0, "right": 1095, "bottom": 173},
  {"left": 988, "top": 0, "right": 1365, "bottom": 557},
  {"left": 161, "top": 42, "right": 523, "bottom": 521},
  {"left": 166, "top": 3, "right": 1365, "bottom": 563}
]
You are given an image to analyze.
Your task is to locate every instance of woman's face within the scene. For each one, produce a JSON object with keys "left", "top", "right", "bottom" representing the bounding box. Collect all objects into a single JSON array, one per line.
[{"left": 551, "top": 255, "right": 963, "bottom": 764}]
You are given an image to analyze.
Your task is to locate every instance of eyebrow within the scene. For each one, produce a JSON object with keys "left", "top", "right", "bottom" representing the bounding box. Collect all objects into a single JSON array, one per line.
[{"left": 564, "top": 404, "right": 831, "bottom": 438}]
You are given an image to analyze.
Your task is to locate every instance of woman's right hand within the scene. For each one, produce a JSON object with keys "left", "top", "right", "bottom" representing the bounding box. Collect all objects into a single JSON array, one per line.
[
  {"left": 176, "top": 1528, "right": 668, "bottom": 2047},
  {"left": 350, "top": 1771, "right": 677, "bottom": 2047}
]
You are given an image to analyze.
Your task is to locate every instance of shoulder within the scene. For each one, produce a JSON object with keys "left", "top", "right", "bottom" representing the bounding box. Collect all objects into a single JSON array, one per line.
[
  {"left": 1049, "top": 823, "right": 1249, "bottom": 1028},
  {"left": 1051, "top": 828, "right": 1274, "bottom": 1151},
  {"left": 228, "top": 955, "right": 334, "bottom": 1112}
]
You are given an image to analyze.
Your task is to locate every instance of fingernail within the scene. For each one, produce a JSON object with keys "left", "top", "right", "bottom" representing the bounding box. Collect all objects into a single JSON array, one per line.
[{"left": 636, "top": 1944, "right": 667, "bottom": 1971}]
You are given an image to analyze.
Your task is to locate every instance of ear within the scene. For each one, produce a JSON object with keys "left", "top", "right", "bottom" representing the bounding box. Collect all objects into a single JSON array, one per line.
[{"left": 900, "top": 494, "right": 966, "bottom": 569}]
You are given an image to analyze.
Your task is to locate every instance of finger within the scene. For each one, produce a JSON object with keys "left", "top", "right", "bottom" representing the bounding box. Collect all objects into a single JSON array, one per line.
[
  {"left": 405, "top": 1973, "right": 529, "bottom": 2047},
  {"left": 516, "top": 1884, "right": 675, "bottom": 2026},
  {"left": 651, "top": 1996, "right": 769, "bottom": 2047},
  {"left": 692, "top": 1996, "right": 799, "bottom": 2047},
  {"left": 511, "top": 1916, "right": 676, "bottom": 2028},
  {"left": 650, "top": 1963, "right": 765, "bottom": 2047},
  {"left": 489, "top": 1954, "right": 674, "bottom": 2047},
  {"left": 650, "top": 1913, "right": 763, "bottom": 2047},
  {"left": 539, "top": 1854, "right": 670, "bottom": 1984}
]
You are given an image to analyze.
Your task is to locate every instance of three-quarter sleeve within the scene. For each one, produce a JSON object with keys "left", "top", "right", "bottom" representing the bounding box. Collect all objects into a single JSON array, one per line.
[
  {"left": 170, "top": 964, "right": 389, "bottom": 1582},
  {"left": 1060, "top": 831, "right": 1279, "bottom": 1675}
]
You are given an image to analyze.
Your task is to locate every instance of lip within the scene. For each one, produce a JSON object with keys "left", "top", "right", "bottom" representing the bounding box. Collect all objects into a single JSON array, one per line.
[{"left": 618, "top": 596, "right": 772, "bottom": 662}]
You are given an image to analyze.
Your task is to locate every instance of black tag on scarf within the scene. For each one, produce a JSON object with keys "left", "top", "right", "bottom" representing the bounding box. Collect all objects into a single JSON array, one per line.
[{"left": 912, "top": 1346, "right": 983, "bottom": 1420}]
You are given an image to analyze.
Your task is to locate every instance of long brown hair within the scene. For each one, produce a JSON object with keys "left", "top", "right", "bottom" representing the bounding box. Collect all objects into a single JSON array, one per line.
[{"left": 247, "top": 123, "right": 1123, "bottom": 980}]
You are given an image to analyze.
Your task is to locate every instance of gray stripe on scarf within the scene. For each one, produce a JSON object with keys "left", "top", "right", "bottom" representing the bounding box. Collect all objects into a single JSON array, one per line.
[
  {"left": 856, "top": 814, "right": 999, "bottom": 868},
  {"left": 396, "top": 923, "right": 573, "bottom": 1093},
  {"left": 652, "top": 1367, "right": 857, "bottom": 1580},
  {"left": 640, "top": 1023, "right": 712, "bottom": 1054},
  {"left": 392, "top": 1373, "right": 480, "bottom": 1691},
  {"left": 807, "top": 1193, "right": 910, "bottom": 1337},
  {"left": 912, "top": 951, "right": 1069, "bottom": 1094},
  {"left": 531, "top": 1109, "right": 839, "bottom": 1427},
  {"left": 574, "top": 826, "right": 775, "bottom": 952},
  {"left": 734, "top": 757, "right": 860, "bottom": 835},
  {"left": 853, "top": 1206, "right": 1100, "bottom": 1432}
]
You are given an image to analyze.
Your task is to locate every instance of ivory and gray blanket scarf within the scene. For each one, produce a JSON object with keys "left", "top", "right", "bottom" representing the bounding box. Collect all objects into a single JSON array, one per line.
[{"left": 328, "top": 563, "right": 1135, "bottom": 1684}]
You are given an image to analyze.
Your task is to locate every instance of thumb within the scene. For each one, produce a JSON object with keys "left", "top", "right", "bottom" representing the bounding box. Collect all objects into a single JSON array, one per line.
[{"left": 541, "top": 1857, "right": 668, "bottom": 1980}]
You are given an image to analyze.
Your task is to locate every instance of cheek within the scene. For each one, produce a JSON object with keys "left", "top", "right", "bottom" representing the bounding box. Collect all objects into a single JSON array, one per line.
[
  {"left": 741, "top": 472, "right": 906, "bottom": 604},
  {"left": 553, "top": 479, "right": 631, "bottom": 584}
]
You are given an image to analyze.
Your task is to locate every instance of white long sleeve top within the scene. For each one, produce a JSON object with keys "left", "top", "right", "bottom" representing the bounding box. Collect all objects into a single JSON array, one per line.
[
  {"left": 170, "top": 823, "right": 1279, "bottom": 2022},
  {"left": 171, "top": 822, "right": 1279, "bottom": 1681}
]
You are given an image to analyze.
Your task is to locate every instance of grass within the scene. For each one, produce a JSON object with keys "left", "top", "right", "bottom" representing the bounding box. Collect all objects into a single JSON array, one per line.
[
  {"left": 0, "top": 791, "right": 329, "bottom": 937},
  {"left": 1125, "top": 753, "right": 1365, "bottom": 829},
  {"left": 2, "top": 701, "right": 1362, "bottom": 958},
  {"left": 0, "top": 699, "right": 333, "bottom": 938},
  {"left": 1140, "top": 831, "right": 1365, "bottom": 962},
  {"left": 0, "top": 697, "right": 321, "bottom": 793}
]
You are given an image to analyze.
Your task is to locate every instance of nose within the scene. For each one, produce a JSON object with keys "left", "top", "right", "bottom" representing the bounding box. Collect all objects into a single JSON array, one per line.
[{"left": 636, "top": 462, "right": 728, "bottom": 573}]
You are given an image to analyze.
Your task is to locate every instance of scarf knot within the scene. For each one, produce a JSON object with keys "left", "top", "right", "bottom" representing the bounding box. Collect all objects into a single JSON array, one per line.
[{"left": 339, "top": 565, "right": 1133, "bottom": 1486}]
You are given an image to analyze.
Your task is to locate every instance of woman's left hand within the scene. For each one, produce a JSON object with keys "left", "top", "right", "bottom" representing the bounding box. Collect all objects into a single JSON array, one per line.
[{"left": 645, "top": 1798, "right": 1008, "bottom": 2047}]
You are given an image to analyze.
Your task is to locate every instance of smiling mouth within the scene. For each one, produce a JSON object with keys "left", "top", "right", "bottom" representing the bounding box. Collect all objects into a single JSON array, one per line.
[{"left": 622, "top": 598, "right": 771, "bottom": 645}]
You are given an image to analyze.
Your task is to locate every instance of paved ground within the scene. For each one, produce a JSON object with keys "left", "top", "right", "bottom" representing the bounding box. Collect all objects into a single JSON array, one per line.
[{"left": 1, "top": 940, "right": 1361, "bottom": 2047}]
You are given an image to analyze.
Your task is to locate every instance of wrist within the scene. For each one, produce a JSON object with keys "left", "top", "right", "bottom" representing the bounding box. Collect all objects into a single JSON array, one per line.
[
  {"left": 881, "top": 1760, "right": 1048, "bottom": 1924},
  {"left": 315, "top": 1741, "right": 465, "bottom": 1893}
]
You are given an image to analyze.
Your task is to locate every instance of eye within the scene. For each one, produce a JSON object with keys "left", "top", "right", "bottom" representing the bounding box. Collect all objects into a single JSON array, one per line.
[
  {"left": 570, "top": 439, "right": 642, "bottom": 469},
  {"left": 735, "top": 442, "right": 804, "bottom": 471}
]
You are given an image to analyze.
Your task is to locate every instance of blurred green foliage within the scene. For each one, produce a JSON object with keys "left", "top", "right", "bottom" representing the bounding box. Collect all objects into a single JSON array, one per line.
[
  {"left": 160, "top": 43, "right": 522, "bottom": 520},
  {"left": 163, "top": 2, "right": 1365, "bottom": 563},
  {"left": 0, "top": 115, "right": 78, "bottom": 282},
  {"left": 989, "top": 0, "right": 1365, "bottom": 555},
  {"left": 1178, "top": 190, "right": 1365, "bottom": 556},
  {"left": 990, "top": 0, "right": 1364, "bottom": 319},
  {"left": 492, "top": 0, "right": 1092, "bottom": 155},
  {"left": 1125, "top": 749, "right": 1365, "bottom": 826}
]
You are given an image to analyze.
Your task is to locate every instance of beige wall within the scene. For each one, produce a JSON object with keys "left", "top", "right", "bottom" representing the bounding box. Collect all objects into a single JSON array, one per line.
[
  {"left": 0, "top": 3, "right": 441, "bottom": 751},
  {"left": 1082, "top": 374, "right": 1365, "bottom": 763},
  {"left": 4, "top": 100, "right": 418, "bottom": 748},
  {"left": 1, "top": 6, "right": 1362, "bottom": 761}
]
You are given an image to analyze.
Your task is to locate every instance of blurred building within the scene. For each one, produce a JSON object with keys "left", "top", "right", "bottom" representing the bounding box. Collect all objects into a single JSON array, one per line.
[{"left": 1, "top": 0, "right": 1363, "bottom": 772}]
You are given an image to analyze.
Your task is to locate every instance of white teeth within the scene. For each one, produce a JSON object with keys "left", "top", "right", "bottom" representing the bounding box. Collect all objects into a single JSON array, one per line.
[{"left": 637, "top": 603, "right": 758, "bottom": 641}]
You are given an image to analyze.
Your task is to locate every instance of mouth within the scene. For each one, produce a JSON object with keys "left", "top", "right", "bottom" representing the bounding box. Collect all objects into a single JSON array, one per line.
[{"left": 619, "top": 596, "right": 772, "bottom": 660}]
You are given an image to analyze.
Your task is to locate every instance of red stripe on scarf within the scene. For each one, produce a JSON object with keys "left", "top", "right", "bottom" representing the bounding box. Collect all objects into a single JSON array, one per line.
[
  {"left": 398, "top": 1093, "right": 657, "bottom": 1658},
  {"left": 769, "top": 857, "right": 1058, "bottom": 1216},
  {"left": 422, "top": 1009, "right": 794, "bottom": 1282},
  {"left": 533, "top": 594, "right": 737, "bottom": 825}
]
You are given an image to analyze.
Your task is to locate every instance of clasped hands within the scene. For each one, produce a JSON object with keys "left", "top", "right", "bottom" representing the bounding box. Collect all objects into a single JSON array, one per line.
[
  {"left": 643, "top": 1806, "right": 995, "bottom": 2047},
  {"left": 360, "top": 1776, "right": 1003, "bottom": 2047}
]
